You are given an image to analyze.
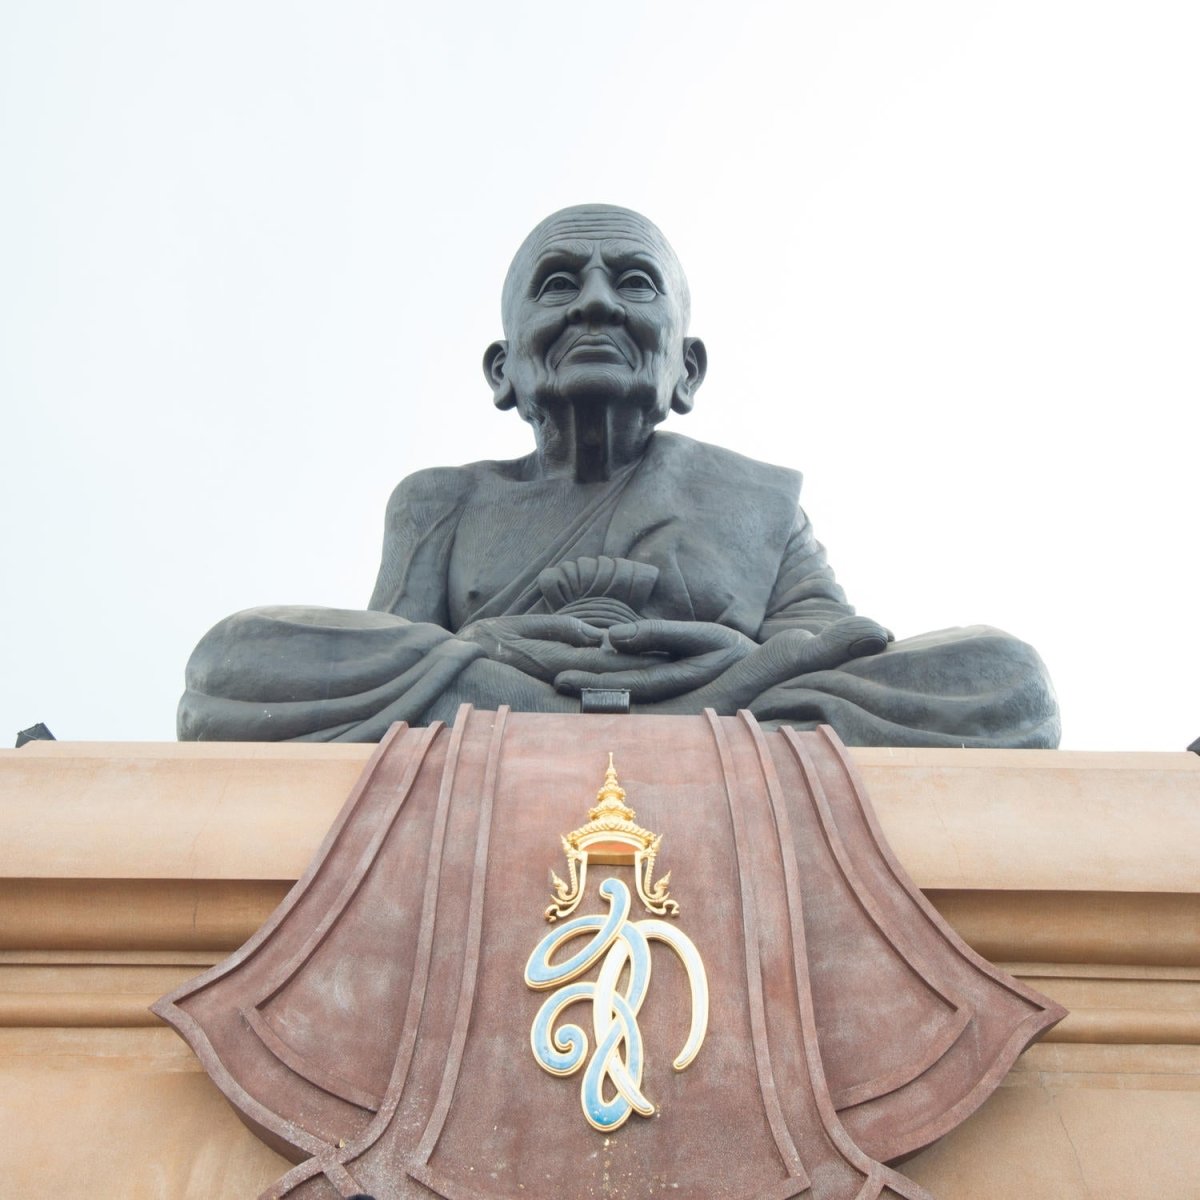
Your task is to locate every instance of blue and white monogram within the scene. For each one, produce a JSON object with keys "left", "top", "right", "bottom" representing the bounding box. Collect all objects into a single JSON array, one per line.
[{"left": 524, "top": 757, "right": 709, "bottom": 1132}]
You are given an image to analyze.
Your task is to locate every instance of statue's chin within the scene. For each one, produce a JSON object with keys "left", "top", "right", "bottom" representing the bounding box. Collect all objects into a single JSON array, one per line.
[
  {"left": 561, "top": 363, "right": 645, "bottom": 396},
  {"left": 530, "top": 373, "right": 670, "bottom": 424}
]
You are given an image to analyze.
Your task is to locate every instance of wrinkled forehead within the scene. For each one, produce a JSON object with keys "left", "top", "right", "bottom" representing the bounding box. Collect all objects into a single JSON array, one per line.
[
  {"left": 525, "top": 207, "right": 676, "bottom": 262},
  {"left": 502, "top": 205, "right": 689, "bottom": 325}
]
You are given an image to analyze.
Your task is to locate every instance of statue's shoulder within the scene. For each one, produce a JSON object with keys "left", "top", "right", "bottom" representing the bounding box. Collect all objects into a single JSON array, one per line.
[
  {"left": 651, "top": 432, "right": 802, "bottom": 503},
  {"left": 382, "top": 455, "right": 534, "bottom": 522},
  {"left": 386, "top": 463, "right": 473, "bottom": 507},
  {"left": 380, "top": 468, "right": 462, "bottom": 529},
  {"left": 385, "top": 458, "right": 503, "bottom": 504}
]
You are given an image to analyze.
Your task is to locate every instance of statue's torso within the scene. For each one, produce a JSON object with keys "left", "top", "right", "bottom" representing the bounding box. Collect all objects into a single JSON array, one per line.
[
  {"left": 381, "top": 433, "right": 805, "bottom": 636},
  {"left": 447, "top": 467, "right": 632, "bottom": 631}
]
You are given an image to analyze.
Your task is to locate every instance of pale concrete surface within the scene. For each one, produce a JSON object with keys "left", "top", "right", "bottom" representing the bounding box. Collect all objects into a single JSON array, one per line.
[
  {"left": 0, "top": 1032, "right": 1196, "bottom": 1200},
  {"left": 905, "top": 1044, "right": 1200, "bottom": 1200},
  {"left": 1, "top": 740, "right": 1197, "bottom": 1198},
  {"left": 4, "top": 741, "right": 1198, "bottom": 890},
  {"left": 0, "top": 1029, "right": 291, "bottom": 1199}
]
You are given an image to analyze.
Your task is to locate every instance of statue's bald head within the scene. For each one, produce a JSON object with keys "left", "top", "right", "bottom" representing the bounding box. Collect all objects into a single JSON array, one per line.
[
  {"left": 486, "top": 203, "right": 706, "bottom": 426},
  {"left": 501, "top": 204, "right": 691, "bottom": 336}
]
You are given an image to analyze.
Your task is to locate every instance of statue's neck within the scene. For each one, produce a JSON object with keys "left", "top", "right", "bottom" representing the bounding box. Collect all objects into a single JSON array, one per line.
[{"left": 532, "top": 403, "right": 655, "bottom": 483}]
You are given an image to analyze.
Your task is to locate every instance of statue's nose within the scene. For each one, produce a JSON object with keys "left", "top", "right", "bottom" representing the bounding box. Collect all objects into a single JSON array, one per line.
[{"left": 567, "top": 269, "right": 625, "bottom": 324}]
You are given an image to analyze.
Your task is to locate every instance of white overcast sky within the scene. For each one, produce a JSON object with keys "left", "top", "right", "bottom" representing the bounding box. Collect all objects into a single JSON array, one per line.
[{"left": 1, "top": 2, "right": 1196, "bottom": 750}]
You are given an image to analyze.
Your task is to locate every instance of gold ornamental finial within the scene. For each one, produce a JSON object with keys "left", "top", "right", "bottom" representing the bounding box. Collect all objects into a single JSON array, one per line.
[{"left": 590, "top": 752, "right": 634, "bottom": 821}]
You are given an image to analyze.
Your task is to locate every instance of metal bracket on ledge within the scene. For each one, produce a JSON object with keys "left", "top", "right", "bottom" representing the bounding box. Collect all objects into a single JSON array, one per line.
[{"left": 580, "top": 688, "right": 632, "bottom": 715}]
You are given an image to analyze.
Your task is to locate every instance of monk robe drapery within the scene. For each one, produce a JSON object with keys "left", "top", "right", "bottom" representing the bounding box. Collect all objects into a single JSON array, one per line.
[{"left": 178, "top": 433, "right": 1059, "bottom": 747}]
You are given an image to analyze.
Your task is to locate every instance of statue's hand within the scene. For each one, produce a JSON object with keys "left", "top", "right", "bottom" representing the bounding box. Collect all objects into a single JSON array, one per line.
[
  {"left": 646, "top": 615, "right": 893, "bottom": 713},
  {"left": 796, "top": 615, "right": 892, "bottom": 667},
  {"left": 554, "top": 620, "right": 756, "bottom": 702},
  {"left": 457, "top": 615, "right": 660, "bottom": 684}
]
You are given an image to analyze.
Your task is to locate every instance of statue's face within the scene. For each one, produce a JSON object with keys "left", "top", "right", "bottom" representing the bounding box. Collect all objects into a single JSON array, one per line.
[{"left": 488, "top": 206, "right": 703, "bottom": 425}]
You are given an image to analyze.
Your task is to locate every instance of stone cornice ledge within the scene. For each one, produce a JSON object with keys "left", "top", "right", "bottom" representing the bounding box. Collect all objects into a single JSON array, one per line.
[
  {"left": 3, "top": 740, "right": 1197, "bottom": 891},
  {"left": 1, "top": 740, "right": 1197, "bottom": 993}
]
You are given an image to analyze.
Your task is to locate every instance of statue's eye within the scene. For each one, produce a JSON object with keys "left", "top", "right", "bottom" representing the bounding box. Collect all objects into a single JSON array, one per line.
[
  {"left": 617, "top": 271, "right": 658, "bottom": 297},
  {"left": 537, "top": 274, "right": 578, "bottom": 300}
]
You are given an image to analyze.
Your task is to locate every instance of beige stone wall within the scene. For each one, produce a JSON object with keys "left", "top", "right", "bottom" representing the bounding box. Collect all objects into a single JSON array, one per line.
[{"left": 1, "top": 740, "right": 1197, "bottom": 1199}]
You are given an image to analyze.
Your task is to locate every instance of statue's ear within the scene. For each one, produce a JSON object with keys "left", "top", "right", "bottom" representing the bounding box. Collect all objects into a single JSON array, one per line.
[
  {"left": 483, "top": 340, "right": 516, "bottom": 411},
  {"left": 671, "top": 337, "right": 707, "bottom": 414}
]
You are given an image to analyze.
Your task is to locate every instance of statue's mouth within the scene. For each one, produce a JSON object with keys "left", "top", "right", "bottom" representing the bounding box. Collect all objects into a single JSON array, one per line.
[{"left": 551, "top": 332, "right": 634, "bottom": 369}]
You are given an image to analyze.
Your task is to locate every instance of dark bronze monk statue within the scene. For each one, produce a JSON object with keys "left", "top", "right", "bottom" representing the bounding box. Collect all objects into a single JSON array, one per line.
[{"left": 179, "top": 205, "right": 1059, "bottom": 746}]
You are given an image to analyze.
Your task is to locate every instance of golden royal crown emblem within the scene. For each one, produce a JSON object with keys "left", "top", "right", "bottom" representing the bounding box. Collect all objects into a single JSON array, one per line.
[
  {"left": 523, "top": 755, "right": 709, "bottom": 1132},
  {"left": 544, "top": 753, "right": 678, "bottom": 922}
]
